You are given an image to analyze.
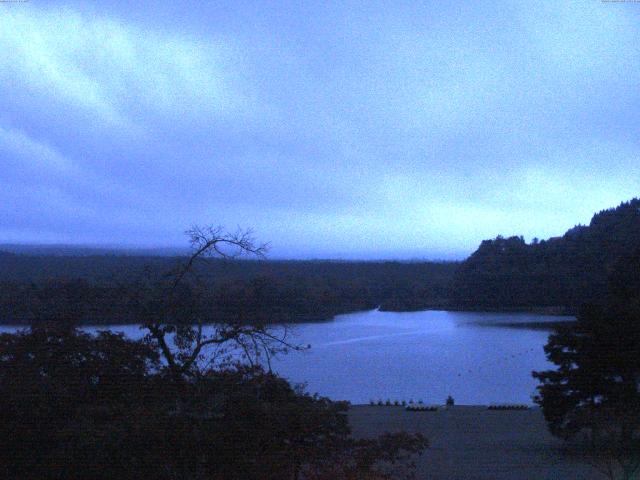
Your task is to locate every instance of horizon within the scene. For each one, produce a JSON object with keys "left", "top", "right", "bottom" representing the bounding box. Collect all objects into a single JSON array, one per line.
[
  {"left": 2, "top": 1, "right": 640, "bottom": 259},
  {"left": 2, "top": 196, "right": 636, "bottom": 261}
]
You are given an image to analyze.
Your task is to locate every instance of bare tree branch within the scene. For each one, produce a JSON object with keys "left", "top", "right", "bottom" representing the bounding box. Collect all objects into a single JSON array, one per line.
[{"left": 137, "top": 226, "right": 301, "bottom": 383}]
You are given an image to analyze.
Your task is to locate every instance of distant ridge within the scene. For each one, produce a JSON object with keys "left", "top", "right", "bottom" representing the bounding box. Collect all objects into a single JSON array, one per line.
[
  {"left": 0, "top": 244, "right": 190, "bottom": 257},
  {"left": 0, "top": 244, "right": 450, "bottom": 263}
]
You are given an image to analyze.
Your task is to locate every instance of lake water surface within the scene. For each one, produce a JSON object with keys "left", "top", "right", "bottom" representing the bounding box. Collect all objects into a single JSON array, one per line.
[
  {"left": 268, "top": 309, "right": 571, "bottom": 405},
  {"left": 1, "top": 309, "right": 573, "bottom": 405}
]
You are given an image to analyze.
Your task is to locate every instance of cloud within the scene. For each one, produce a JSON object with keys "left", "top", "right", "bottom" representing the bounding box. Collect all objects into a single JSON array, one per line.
[
  {"left": 0, "top": 125, "right": 75, "bottom": 175},
  {"left": 0, "top": 6, "right": 251, "bottom": 134},
  {"left": 0, "top": 1, "right": 639, "bottom": 258}
]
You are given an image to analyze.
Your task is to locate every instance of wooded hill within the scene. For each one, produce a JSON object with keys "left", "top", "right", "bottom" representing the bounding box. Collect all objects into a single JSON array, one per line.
[{"left": 449, "top": 198, "right": 640, "bottom": 313}]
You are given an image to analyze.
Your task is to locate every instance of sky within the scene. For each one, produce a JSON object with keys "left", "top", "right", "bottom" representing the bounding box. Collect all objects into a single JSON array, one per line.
[{"left": 1, "top": 1, "right": 640, "bottom": 259}]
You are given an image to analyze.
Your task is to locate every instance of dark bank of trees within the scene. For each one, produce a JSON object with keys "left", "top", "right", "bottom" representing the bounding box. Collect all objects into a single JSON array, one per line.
[
  {"left": 450, "top": 198, "right": 640, "bottom": 313},
  {"left": 0, "top": 326, "right": 427, "bottom": 480},
  {"left": 0, "top": 227, "right": 427, "bottom": 479},
  {"left": 0, "top": 251, "right": 457, "bottom": 325}
]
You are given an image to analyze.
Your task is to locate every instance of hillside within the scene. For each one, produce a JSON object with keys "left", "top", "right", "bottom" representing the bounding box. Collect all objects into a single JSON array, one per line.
[{"left": 449, "top": 198, "right": 640, "bottom": 313}]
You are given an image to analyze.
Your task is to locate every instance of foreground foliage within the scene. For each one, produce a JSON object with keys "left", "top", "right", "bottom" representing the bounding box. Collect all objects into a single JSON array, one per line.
[
  {"left": 533, "top": 254, "right": 640, "bottom": 479},
  {"left": 0, "top": 325, "right": 427, "bottom": 480}
]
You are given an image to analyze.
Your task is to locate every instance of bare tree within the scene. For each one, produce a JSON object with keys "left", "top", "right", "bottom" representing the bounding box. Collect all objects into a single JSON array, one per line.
[{"left": 134, "top": 226, "right": 304, "bottom": 382}]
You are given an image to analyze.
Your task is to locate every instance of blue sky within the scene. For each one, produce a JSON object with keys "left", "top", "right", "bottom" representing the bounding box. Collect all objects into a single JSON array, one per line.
[{"left": 1, "top": 1, "right": 639, "bottom": 259}]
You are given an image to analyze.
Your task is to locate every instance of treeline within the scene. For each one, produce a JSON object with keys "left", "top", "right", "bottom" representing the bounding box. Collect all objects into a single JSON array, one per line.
[
  {"left": 3, "top": 198, "right": 639, "bottom": 323},
  {"left": 0, "top": 255, "right": 457, "bottom": 324},
  {"left": 450, "top": 198, "right": 640, "bottom": 313}
]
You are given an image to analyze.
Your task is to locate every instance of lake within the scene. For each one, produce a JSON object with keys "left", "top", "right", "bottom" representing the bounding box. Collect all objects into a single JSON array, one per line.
[
  {"left": 0, "top": 309, "right": 573, "bottom": 405},
  {"left": 269, "top": 309, "right": 571, "bottom": 405}
]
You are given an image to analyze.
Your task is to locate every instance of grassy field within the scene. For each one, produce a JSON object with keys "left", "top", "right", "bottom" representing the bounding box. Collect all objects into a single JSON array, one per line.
[{"left": 349, "top": 405, "right": 601, "bottom": 479}]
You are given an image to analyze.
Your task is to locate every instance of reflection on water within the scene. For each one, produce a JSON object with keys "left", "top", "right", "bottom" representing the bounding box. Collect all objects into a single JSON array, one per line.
[
  {"left": 0, "top": 309, "right": 574, "bottom": 405},
  {"left": 269, "top": 309, "right": 573, "bottom": 405}
]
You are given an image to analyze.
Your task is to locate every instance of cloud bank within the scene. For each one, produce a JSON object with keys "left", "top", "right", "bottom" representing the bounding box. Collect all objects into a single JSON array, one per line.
[{"left": 1, "top": 1, "right": 639, "bottom": 258}]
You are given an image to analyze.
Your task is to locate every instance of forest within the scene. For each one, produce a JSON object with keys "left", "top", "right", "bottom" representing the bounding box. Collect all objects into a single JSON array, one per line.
[
  {"left": 0, "top": 253, "right": 456, "bottom": 324},
  {"left": 0, "top": 229, "right": 429, "bottom": 479},
  {"left": 1, "top": 198, "right": 639, "bottom": 324},
  {"left": 450, "top": 198, "right": 640, "bottom": 313}
]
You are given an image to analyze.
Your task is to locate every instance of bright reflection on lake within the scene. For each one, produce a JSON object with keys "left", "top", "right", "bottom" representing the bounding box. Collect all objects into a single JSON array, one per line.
[
  {"left": 0, "top": 309, "right": 573, "bottom": 405},
  {"left": 268, "top": 309, "right": 571, "bottom": 405}
]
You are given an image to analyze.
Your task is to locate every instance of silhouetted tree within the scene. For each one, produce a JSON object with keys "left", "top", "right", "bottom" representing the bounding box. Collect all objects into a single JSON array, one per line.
[
  {"left": 533, "top": 254, "right": 640, "bottom": 479},
  {"left": 130, "top": 226, "right": 302, "bottom": 382},
  {"left": 0, "top": 324, "right": 164, "bottom": 479}
]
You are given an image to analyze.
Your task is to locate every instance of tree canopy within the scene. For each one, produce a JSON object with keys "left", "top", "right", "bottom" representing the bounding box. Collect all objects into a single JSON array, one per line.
[
  {"left": 451, "top": 198, "right": 640, "bottom": 313},
  {"left": 533, "top": 253, "right": 640, "bottom": 479}
]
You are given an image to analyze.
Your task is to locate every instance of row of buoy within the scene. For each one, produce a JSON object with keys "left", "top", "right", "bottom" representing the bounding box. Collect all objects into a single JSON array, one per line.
[
  {"left": 370, "top": 400, "right": 424, "bottom": 407},
  {"left": 368, "top": 401, "right": 531, "bottom": 410},
  {"left": 406, "top": 404, "right": 438, "bottom": 412},
  {"left": 487, "top": 404, "right": 529, "bottom": 410}
]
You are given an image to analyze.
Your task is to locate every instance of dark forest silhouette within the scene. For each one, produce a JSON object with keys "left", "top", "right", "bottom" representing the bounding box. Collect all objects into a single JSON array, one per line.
[
  {"left": 533, "top": 250, "right": 640, "bottom": 479},
  {"left": 0, "top": 256, "right": 455, "bottom": 324},
  {"left": 450, "top": 198, "right": 640, "bottom": 314},
  {"left": 2, "top": 198, "right": 639, "bottom": 324}
]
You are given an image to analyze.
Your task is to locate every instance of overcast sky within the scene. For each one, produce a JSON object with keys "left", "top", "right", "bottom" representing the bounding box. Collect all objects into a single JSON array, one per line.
[{"left": 2, "top": 1, "right": 639, "bottom": 259}]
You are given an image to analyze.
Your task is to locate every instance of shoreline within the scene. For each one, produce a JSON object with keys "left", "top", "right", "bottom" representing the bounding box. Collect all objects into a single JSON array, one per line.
[{"left": 0, "top": 306, "right": 577, "bottom": 327}]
